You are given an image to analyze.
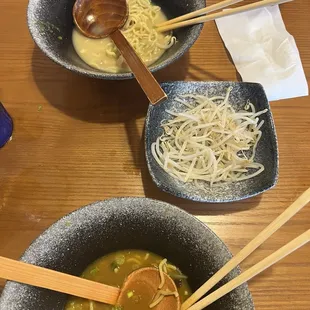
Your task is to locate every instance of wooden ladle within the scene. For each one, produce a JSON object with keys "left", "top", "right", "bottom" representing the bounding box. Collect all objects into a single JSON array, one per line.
[
  {"left": 0, "top": 256, "right": 180, "bottom": 310},
  {"left": 73, "top": 0, "right": 167, "bottom": 105}
]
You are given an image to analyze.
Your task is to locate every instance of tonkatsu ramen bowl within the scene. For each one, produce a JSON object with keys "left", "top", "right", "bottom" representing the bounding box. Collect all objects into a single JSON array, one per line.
[
  {"left": 0, "top": 198, "right": 254, "bottom": 309},
  {"left": 27, "top": 0, "right": 204, "bottom": 80}
]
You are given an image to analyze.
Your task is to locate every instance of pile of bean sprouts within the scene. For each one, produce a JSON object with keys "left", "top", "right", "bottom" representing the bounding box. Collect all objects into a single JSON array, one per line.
[{"left": 151, "top": 87, "right": 268, "bottom": 187}]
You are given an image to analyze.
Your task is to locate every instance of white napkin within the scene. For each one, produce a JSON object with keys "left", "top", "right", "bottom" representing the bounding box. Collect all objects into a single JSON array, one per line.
[{"left": 215, "top": 5, "right": 309, "bottom": 101}]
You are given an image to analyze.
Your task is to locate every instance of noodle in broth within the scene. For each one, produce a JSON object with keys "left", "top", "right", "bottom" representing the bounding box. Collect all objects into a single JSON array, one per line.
[
  {"left": 72, "top": 0, "right": 176, "bottom": 73},
  {"left": 65, "top": 250, "right": 191, "bottom": 310}
]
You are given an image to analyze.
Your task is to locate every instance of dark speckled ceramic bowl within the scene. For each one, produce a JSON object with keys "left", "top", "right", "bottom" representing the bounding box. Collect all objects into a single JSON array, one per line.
[
  {"left": 145, "top": 81, "right": 279, "bottom": 203},
  {"left": 0, "top": 198, "right": 254, "bottom": 309},
  {"left": 27, "top": 0, "right": 204, "bottom": 80}
]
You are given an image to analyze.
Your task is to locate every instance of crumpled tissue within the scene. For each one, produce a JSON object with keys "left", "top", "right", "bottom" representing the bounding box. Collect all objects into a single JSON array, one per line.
[{"left": 215, "top": 5, "right": 309, "bottom": 101}]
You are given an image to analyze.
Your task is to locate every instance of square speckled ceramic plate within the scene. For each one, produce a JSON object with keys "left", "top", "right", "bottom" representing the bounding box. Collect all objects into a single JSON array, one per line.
[{"left": 145, "top": 81, "right": 279, "bottom": 203}]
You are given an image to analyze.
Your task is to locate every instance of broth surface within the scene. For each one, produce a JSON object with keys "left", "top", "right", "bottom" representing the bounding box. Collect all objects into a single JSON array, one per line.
[
  {"left": 72, "top": 0, "right": 175, "bottom": 73},
  {"left": 65, "top": 249, "right": 191, "bottom": 310}
]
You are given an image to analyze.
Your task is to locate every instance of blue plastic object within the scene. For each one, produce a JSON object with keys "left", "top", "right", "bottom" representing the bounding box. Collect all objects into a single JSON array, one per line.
[{"left": 0, "top": 102, "right": 13, "bottom": 148}]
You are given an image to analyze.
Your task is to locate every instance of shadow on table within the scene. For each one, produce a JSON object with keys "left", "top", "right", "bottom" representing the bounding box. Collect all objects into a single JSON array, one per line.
[
  {"left": 187, "top": 61, "right": 242, "bottom": 82},
  {"left": 222, "top": 46, "right": 243, "bottom": 82},
  {"left": 187, "top": 63, "right": 225, "bottom": 81},
  {"left": 185, "top": 41, "right": 243, "bottom": 82},
  {"left": 31, "top": 47, "right": 190, "bottom": 170},
  {"left": 31, "top": 47, "right": 190, "bottom": 124}
]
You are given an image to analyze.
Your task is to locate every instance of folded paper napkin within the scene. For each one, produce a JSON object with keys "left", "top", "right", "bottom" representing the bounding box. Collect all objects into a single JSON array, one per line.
[{"left": 215, "top": 5, "right": 308, "bottom": 101}]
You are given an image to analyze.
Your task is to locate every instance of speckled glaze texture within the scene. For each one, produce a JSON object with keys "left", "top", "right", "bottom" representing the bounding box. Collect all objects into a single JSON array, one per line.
[
  {"left": 145, "top": 81, "right": 279, "bottom": 203},
  {"left": 27, "top": 0, "right": 204, "bottom": 80},
  {"left": 0, "top": 198, "right": 254, "bottom": 309}
]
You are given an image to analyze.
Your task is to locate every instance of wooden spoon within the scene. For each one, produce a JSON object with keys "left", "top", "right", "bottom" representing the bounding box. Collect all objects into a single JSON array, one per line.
[
  {"left": 73, "top": 0, "right": 167, "bottom": 105},
  {"left": 118, "top": 267, "right": 180, "bottom": 309},
  {"left": 0, "top": 257, "right": 180, "bottom": 310}
]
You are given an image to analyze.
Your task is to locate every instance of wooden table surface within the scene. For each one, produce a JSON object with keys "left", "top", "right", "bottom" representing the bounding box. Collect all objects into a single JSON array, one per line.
[{"left": 0, "top": 0, "right": 309, "bottom": 308}]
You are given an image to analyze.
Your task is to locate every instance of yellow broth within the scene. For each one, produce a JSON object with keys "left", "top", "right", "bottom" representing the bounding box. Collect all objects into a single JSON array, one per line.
[{"left": 65, "top": 250, "right": 192, "bottom": 310}]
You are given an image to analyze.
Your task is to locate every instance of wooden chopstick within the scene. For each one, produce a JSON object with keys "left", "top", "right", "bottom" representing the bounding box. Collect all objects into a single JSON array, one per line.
[
  {"left": 157, "top": 0, "right": 244, "bottom": 28},
  {"left": 0, "top": 256, "right": 120, "bottom": 305},
  {"left": 157, "top": 0, "right": 293, "bottom": 33},
  {"left": 181, "top": 187, "right": 310, "bottom": 310},
  {"left": 187, "top": 229, "right": 310, "bottom": 310}
]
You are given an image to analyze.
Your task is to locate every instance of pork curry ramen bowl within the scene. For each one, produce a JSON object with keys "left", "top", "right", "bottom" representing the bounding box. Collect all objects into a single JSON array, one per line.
[
  {"left": 0, "top": 198, "right": 254, "bottom": 309},
  {"left": 27, "top": 0, "right": 204, "bottom": 80}
]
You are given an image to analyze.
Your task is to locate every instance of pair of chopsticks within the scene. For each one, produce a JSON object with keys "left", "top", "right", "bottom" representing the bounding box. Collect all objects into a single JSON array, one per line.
[
  {"left": 157, "top": 0, "right": 293, "bottom": 33},
  {"left": 181, "top": 187, "right": 310, "bottom": 310}
]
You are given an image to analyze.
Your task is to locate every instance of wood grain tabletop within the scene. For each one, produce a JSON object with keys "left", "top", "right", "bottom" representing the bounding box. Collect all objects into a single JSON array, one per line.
[{"left": 0, "top": 0, "right": 309, "bottom": 309}]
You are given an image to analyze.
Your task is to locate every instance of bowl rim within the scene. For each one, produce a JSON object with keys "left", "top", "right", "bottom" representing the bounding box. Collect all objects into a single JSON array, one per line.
[
  {"left": 0, "top": 197, "right": 255, "bottom": 309},
  {"left": 20, "top": 197, "right": 239, "bottom": 258},
  {"left": 26, "top": 0, "right": 204, "bottom": 80},
  {"left": 145, "top": 81, "right": 279, "bottom": 203}
]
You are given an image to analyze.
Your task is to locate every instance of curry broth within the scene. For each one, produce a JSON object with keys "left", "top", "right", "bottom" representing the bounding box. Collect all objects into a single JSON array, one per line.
[{"left": 65, "top": 250, "right": 191, "bottom": 310}]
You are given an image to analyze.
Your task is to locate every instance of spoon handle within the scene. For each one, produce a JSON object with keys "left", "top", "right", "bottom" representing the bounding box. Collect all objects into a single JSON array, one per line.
[
  {"left": 110, "top": 30, "right": 167, "bottom": 105},
  {"left": 0, "top": 256, "right": 120, "bottom": 305}
]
